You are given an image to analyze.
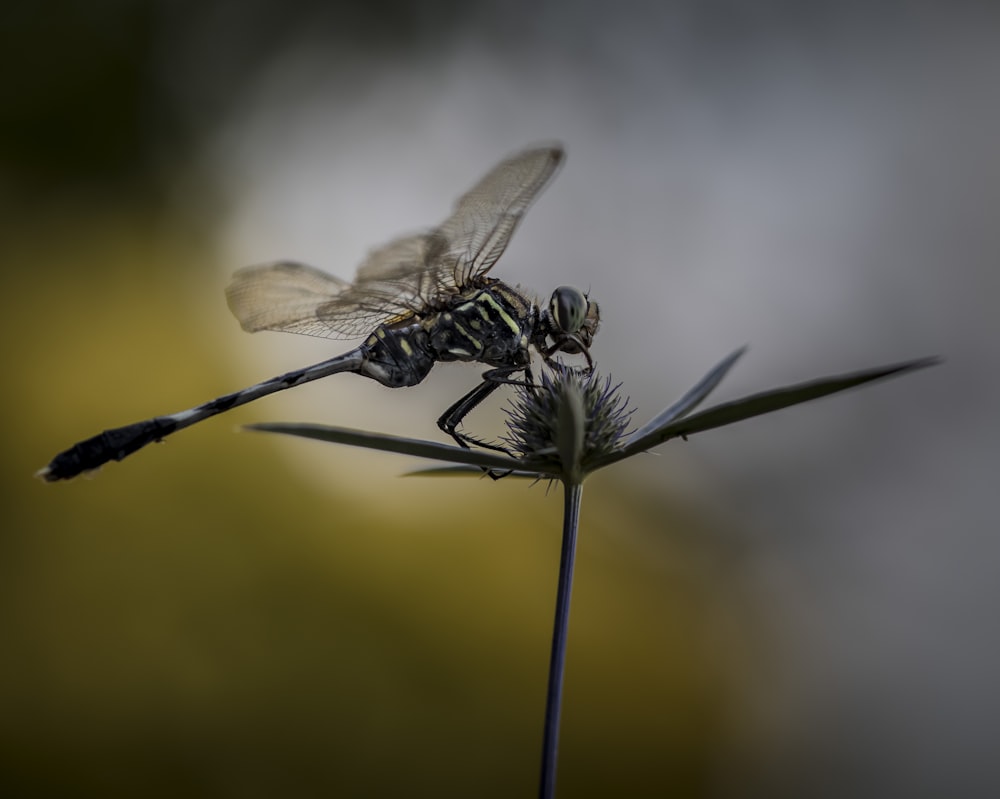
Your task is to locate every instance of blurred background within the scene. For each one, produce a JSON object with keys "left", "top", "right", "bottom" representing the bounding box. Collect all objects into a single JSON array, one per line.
[{"left": 2, "top": 1, "right": 998, "bottom": 796}]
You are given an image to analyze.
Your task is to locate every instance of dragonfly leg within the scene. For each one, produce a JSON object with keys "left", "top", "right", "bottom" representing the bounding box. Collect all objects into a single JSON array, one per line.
[
  {"left": 438, "top": 373, "right": 510, "bottom": 452},
  {"left": 437, "top": 366, "right": 532, "bottom": 479},
  {"left": 540, "top": 340, "right": 594, "bottom": 372}
]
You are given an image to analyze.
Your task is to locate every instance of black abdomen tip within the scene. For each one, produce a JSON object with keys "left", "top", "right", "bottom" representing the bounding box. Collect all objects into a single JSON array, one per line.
[{"left": 38, "top": 418, "right": 178, "bottom": 482}]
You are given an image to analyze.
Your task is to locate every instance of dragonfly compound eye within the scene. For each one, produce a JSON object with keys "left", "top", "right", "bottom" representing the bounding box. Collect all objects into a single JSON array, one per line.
[{"left": 550, "top": 286, "right": 589, "bottom": 334}]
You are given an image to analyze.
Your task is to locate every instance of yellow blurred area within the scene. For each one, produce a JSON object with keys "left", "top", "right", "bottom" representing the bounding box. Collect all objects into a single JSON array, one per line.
[{"left": 1, "top": 209, "right": 758, "bottom": 796}]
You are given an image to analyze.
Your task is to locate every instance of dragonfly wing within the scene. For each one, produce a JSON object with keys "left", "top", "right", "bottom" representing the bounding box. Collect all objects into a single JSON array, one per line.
[
  {"left": 317, "top": 231, "right": 450, "bottom": 330},
  {"left": 350, "top": 229, "right": 449, "bottom": 292},
  {"left": 349, "top": 145, "right": 564, "bottom": 293},
  {"left": 226, "top": 261, "right": 381, "bottom": 339},
  {"left": 440, "top": 145, "right": 564, "bottom": 286},
  {"left": 226, "top": 146, "right": 565, "bottom": 340}
]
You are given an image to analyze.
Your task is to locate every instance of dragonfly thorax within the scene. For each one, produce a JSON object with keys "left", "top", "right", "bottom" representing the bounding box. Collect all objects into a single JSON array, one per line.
[{"left": 426, "top": 285, "right": 535, "bottom": 368}]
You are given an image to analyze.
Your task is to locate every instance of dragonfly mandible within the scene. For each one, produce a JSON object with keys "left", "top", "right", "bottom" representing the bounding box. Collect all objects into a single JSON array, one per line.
[{"left": 39, "top": 145, "right": 600, "bottom": 481}]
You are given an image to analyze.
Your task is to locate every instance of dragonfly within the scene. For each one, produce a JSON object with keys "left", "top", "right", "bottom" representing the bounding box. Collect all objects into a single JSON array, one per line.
[{"left": 39, "top": 145, "right": 600, "bottom": 482}]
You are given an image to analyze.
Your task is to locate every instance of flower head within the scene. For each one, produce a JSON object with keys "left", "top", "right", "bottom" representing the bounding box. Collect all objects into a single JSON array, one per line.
[{"left": 502, "top": 365, "right": 633, "bottom": 482}]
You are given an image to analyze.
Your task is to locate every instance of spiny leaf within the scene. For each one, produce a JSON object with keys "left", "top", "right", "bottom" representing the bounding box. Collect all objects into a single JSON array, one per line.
[
  {"left": 597, "top": 356, "right": 940, "bottom": 467},
  {"left": 624, "top": 346, "right": 746, "bottom": 444},
  {"left": 246, "top": 422, "right": 525, "bottom": 471}
]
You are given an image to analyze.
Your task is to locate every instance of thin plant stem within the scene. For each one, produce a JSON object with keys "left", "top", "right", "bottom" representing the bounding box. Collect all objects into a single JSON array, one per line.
[{"left": 539, "top": 480, "right": 583, "bottom": 799}]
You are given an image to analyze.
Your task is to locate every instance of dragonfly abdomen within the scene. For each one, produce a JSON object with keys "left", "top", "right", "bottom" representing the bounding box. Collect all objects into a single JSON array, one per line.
[{"left": 38, "top": 349, "right": 369, "bottom": 481}]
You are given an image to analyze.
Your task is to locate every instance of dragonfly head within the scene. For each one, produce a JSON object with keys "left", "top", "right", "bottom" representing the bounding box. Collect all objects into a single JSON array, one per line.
[{"left": 544, "top": 286, "right": 601, "bottom": 362}]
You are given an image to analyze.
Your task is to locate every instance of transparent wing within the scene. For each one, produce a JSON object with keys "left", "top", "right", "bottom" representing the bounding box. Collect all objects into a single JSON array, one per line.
[
  {"left": 312, "top": 230, "right": 454, "bottom": 336},
  {"left": 226, "top": 145, "right": 564, "bottom": 340},
  {"left": 226, "top": 261, "right": 368, "bottom": 339},
  {"left": 348, "top": 144, "right": 564, "bottom": 289},
  {"left": 441, "top": 145, "right": 564, "bottom": 287}
]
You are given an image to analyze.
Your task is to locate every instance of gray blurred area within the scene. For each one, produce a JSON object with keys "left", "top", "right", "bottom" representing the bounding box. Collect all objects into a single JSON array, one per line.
[{"left": 4, "top": 1, "right": 998, "bottom": 797}]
